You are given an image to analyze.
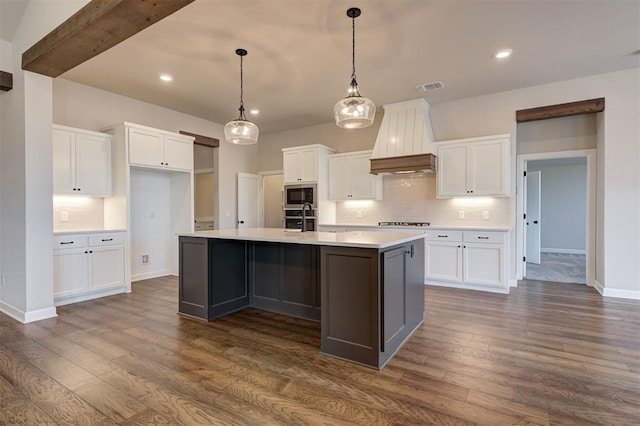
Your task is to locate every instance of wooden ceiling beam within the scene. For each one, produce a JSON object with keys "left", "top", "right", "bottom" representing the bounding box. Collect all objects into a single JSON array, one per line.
[
  {"left": 516, "top": 98, "right": 605, "bottom": 123},
  {"left": 180, "top": 130, "right": 220, "bottom": 148},
  {"left": 22, "top": 0, "right": 195, "bottom": 78},
  {"left": 0, "top": 71, "right": 13, "bottom": 91}
]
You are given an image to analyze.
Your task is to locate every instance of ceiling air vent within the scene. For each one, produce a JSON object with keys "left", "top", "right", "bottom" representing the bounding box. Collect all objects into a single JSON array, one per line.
[{"left": 416, "top": 81, "right": 444, "bottom": 93}]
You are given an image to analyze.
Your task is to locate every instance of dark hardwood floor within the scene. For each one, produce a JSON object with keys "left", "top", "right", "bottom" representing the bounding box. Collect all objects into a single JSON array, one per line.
[{"left": 1, "top": 277, "right": 639, "bottom": 425}]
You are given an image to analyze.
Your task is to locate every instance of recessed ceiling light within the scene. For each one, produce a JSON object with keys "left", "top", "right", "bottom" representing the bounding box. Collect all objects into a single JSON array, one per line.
[
  {"left": 249, "top": 109, "right": 259, "bottom": 115},
  {"left": 160, "top": 74, "right": 173, "bottom": 82},
  {"left": 495, "top": 49, "right": 513, "bottom": 59}
]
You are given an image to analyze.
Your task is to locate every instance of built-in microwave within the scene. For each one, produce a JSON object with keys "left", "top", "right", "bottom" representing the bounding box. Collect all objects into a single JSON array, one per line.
[{"left": 284, "top": 184, "right": 316, "bottom": 208}]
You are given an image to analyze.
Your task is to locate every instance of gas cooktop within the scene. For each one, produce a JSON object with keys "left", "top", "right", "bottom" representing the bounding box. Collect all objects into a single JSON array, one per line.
[{"left": 378, "top": 221, "right": 431, "bottom": 227}]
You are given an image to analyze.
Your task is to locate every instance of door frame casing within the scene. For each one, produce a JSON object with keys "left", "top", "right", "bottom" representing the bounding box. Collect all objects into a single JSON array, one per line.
[
  {"left": 237, "top": 172, "right": 259, "bottom": 229},
  {"left": 515, "top": 149, "right": 596, "bottom": 286},
  {"left": 524, "top": 170, "right": 542, "bottom": 269}
]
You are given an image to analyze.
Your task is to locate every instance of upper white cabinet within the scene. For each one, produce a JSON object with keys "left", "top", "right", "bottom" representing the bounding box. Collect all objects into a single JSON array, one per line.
[
  {"left": 436, "top": 134, "right": 511, "bottom": 198},
  {"left": 53, "top": 125, "right": 113, "bottom": 196},
  {"left": 329, "top": 150, "right": 382, "bottom": 200},
  {"left": 128, "top": 125, "right": 193, "bottom": 171},
  {"left": 283, "top": 145, "right": 335, "bottom": 184}
]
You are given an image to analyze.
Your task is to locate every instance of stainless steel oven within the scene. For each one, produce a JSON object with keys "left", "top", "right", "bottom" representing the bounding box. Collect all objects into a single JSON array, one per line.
[
  {"left": 284, "top": 208, "right": 316, "bottom": 231},
  {"left": 284, "top": 184, "right": 316, "bottom": 208}
]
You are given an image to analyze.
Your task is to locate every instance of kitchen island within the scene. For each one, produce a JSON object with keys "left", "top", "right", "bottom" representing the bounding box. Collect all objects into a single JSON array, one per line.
[{"left": 178, "top": 228, "right": 425, "bottom": 369}]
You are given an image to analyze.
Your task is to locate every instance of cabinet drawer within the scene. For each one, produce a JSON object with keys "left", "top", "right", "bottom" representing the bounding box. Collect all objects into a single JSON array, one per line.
[
  {"left": 89, "top": 233, "right": 125, "bottom": 247},
  {"left": 53, "top": 235, "right": 88, "bottom": 250},
  {"left": 425, "top": 231, "right": 462, "bottom": 242},
  {"left": 463, "top": 231, "right": 505, "bottom": 244}
]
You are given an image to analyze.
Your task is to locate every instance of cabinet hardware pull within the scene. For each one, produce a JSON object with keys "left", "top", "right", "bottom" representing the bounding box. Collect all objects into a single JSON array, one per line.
[
  {"left": 84, "top": 251, "right": 88, "bottom": 254},
  {"left": 437, "top": 235, "right": 448, "bottom": 238},
  {"left": 60, "top": 241, "right": 74, "bottom": 245},
  {"left": 101, "top": 238, "right": 113, "bottom": 242},
  {"left": 477, "top": 236, "right": 489, "bottom": 239}
]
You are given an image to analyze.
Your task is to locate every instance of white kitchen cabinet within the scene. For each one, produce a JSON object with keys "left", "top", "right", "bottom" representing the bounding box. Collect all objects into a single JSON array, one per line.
[
  {"left": 53, "top": 125, "right": 113, "bottom": 196},
  {"left": 283, "top": 148, "right": 318, "bottom": 183},
  {"left": 128, "top": 125, "right": 193, "bottom": 171},
  {"left": 425, "top": 229, "right": 507, "bottom": 291},
  {"left": 53, "top": 232, "right": 126, "bottom": 305},
  {"left": 329, "top": 151, "right": 382, "bottom": 200},
  {"left": 436, "top": 134, "right": 511, "bottom": 198}
]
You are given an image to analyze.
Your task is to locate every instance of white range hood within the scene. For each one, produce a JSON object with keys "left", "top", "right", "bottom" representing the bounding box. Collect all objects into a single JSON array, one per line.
[{"left": 370, "top": 98, "right": 437, "bottom": 174}]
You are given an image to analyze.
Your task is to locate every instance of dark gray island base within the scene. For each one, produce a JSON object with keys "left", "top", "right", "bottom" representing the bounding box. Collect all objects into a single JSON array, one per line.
[{"left": 178, "top": 230, "right": 424, "bottom": 369}]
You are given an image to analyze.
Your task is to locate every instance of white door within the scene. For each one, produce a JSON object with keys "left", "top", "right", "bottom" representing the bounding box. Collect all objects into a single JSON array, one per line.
[
  {"left": 463, "top": 243, "right": 503, "bottom": 287},
  {"left": 237, "top": 173, "right": 259, "bottom": 229},
  {"left": 90, "top": 245, "right": 125, "bottom": 291},
  {"left": 53, "top": 248, "right": 88, "bottom": 298},
  {"left": 75, "top": 132, "right": 112, "bottom": 195},
  {"left": 164, "top": 135, "right": 193, "bottom": 171},
  {"left": 437, "top": 145, "right": 468, "bottom": 197},
  {"left": 526, "top": 170, "right": 542, "bottom": 265},
  {"left": 128, "top": 127, "right": 164, "bottom": 168},
  {"left": 425, "top": 241, "right": 462, "bottom": 281}
]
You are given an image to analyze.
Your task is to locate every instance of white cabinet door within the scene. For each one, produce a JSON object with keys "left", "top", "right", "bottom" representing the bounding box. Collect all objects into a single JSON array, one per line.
[
  {"left": 463, "top": 243, "right": 503, "bottom": 287},
  {"left": 426, "top": 241, "right": 462, "bottom": 281},
  {"left": 328, "top": 156, "right": 350, "bottom": 199},
  {"left": 437, "top": 145, "right": 468, "bottom": 197},
  {"left": 164, "top": 135, "right": 193, "bottom": 171},
  {"left": 52, "top": 129, "right": 75, "bottom": 194},
  {"left": 299, "top": 149, "right": 318, "bottom": 182},
  {"left": 53, "top": 248, "right": 88, "bottom": 298},
  {"left": 75, "top": 132, "right": 112, "bottom": 195},
  {"left": 350, "top": 154, "right": 379, "bottom": 199},
  {"left": 90, "top": 245, "right": 125, "bottom": 291},
  {"left": 470, "top": 141, "right": 506, "bottom": 195},
  {"left": 128, "top": 127, "right": 164, "bottom": 168},
  {"left": 283, "top": 151, "right": 302, "bottom": 183}
]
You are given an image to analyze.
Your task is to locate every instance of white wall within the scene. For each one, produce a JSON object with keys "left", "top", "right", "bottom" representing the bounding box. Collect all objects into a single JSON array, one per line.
[
  {"left": 53, "top": 78, "right": 258, "bottom": 229},
  {"left": 528, "top": 160, "right": 587, "bottom": 253},
  {"left": 0, "top": 0, "right": 90, "bottom": 322}
]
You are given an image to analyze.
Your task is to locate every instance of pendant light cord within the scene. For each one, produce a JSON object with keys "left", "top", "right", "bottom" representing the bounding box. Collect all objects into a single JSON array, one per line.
[
  {"left": 351, "top": 14, "right": 357, "bottom": 82},
  {"left": 239, "top": 54, "right": 245, "bottom": 111}
]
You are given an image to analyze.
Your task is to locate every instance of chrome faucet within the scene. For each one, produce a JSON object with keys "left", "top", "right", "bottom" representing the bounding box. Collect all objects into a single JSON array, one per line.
[{"left": 301, "top": 202, "right": 313, "bottom": 232}]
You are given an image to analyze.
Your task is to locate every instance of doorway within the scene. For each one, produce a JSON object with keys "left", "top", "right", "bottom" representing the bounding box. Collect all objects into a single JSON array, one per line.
[
  {"left": 516, "top": 150, "right": 596, "bottom": 286},
  {"left": 524, "top": 157, "right": 588, "bottom": 284}
]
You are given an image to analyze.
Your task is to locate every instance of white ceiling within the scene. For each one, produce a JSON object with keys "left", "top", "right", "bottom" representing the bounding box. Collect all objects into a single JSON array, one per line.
[
  {"left": 0, "top": 0, "right": 29, "bottom": 42},
  {"left": 56, "top": 0, "right": 640, "bottom": 133}
]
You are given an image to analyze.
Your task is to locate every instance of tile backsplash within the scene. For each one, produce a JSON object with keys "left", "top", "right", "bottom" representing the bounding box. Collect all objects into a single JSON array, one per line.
[
  {"left": 335, "top": 173, "right": 512, "bottom": 227},
  {"left": 53, "top": 196, "right": 105, "bottom": 231}
]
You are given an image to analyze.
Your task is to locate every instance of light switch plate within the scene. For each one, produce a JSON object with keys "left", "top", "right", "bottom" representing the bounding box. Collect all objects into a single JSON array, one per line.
[
  {"left": 61, "top": 211, "right": 69, "bottom": 222},
  {"left": 482, "top": 210, "right": 490, "bottom": 220}
]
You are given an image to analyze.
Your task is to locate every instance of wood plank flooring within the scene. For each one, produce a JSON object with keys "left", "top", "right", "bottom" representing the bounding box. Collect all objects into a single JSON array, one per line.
[{"left": 1, "top": 277, "right": 639, "bottom": 425}]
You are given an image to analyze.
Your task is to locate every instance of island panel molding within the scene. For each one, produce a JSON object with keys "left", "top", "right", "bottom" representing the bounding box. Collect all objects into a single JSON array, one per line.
[
  {"left": 516, "top": 98, "right": 605, "bottom": 123},
  {"left": 22, "top": 0, "right": 195, "bottom": 77}
]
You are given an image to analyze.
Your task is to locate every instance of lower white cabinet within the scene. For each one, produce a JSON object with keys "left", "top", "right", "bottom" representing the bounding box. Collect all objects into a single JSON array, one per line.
[
  {"left": 53, "top": 232, "right": 125, "bottom": 304},
  {"left": 425, "top": 230, "right": 507, "bottom": 291}
]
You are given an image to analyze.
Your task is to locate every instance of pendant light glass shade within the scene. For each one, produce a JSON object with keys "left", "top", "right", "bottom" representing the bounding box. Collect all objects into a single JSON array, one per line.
[
  {"left": 335, "top": 8, "right": 375, "bottom": 129},
  {"left": 225, "top": 49, "right": 259, "bottom": 145}
]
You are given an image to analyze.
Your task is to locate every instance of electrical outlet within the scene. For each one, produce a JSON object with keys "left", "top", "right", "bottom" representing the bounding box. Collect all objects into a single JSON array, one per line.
[
  {"left": 356, "top": 210, "right": 362, "bottom": 218},
  {"left": 142, "top": 254, "right": 149, "bottom": 264},
  {"left": 482, "top": 210, "right": 490, "bottom": 220},
  {"left": 61, "top": 211, "right": 69, "bottom": 222},
  {"left": 458, "top": 210, "right": 465, "bottom": 219}
]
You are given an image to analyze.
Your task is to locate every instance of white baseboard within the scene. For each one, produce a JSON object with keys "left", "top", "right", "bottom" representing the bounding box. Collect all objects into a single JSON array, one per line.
[
  {"left": 0, "top": 299, "right": 57, "bottom": 324},
  {"left": 592, "top": 280, "right": 605, "bottom": 295},
  {"left": 510, "top": 279, "right": 518, "bottom": 288},
  {"left": 131, "top": 269, "right": 172, "bottom": 282},
  {"left": 425, "top": 279, "right": 510, "bottom": 294},
  {"left": 54, "top": 287, "right": 126, "bottom": 307},
  {"left": 603, "top": 287, "right": 640, "bottom": 300},
  {"left": 541, "top": 248, "right": 586, "bottom": 255}
]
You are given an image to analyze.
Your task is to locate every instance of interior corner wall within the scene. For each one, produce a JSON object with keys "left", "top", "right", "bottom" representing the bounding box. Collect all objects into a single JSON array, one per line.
[{"left": 596, "top": 112, "right": 605, "bottom": 285}]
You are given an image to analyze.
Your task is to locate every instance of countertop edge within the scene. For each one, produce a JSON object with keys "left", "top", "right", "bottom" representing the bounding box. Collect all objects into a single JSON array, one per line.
[
  {"left": 318, "top": 223, "right": 512, "bottom": 232},
  {"left": 54, "top": 229, "right": 127, "bottom": 236},
  {"left": 180, "top": 230, "right": 425, "bottom": 249}
]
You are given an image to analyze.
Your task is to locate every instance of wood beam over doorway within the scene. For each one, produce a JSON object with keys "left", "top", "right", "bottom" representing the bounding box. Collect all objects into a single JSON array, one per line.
[
  {"left": 180, "top": 131, "right": 220, "bottom": 148},
  {"left": 22, "top": 0, "right": 195, "bottom": 77},
  {"left": 0, "top": 71, "right": 13, "bottom": 91},
  {"left": 516, "top": 98, "right": 605, "bottom": 123}
]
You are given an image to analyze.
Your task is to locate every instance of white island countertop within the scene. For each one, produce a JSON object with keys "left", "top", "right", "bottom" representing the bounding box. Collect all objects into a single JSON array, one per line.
[{"left": 181, "top": 228, "right": 425, "bottom": 249}]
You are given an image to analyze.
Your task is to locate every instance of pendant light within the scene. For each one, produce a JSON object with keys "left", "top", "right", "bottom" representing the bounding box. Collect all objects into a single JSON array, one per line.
[
  {"left": 334, "top": 7, "right": 376, "bottom": 129},
  {"left": 224, "top": 48, "right": 259, "bottom": 145}
]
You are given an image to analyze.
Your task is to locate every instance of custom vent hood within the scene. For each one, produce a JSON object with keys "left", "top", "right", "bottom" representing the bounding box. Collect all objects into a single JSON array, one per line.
[{"left": 370, "top": 98, "right": 437, "bottom": 174}]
